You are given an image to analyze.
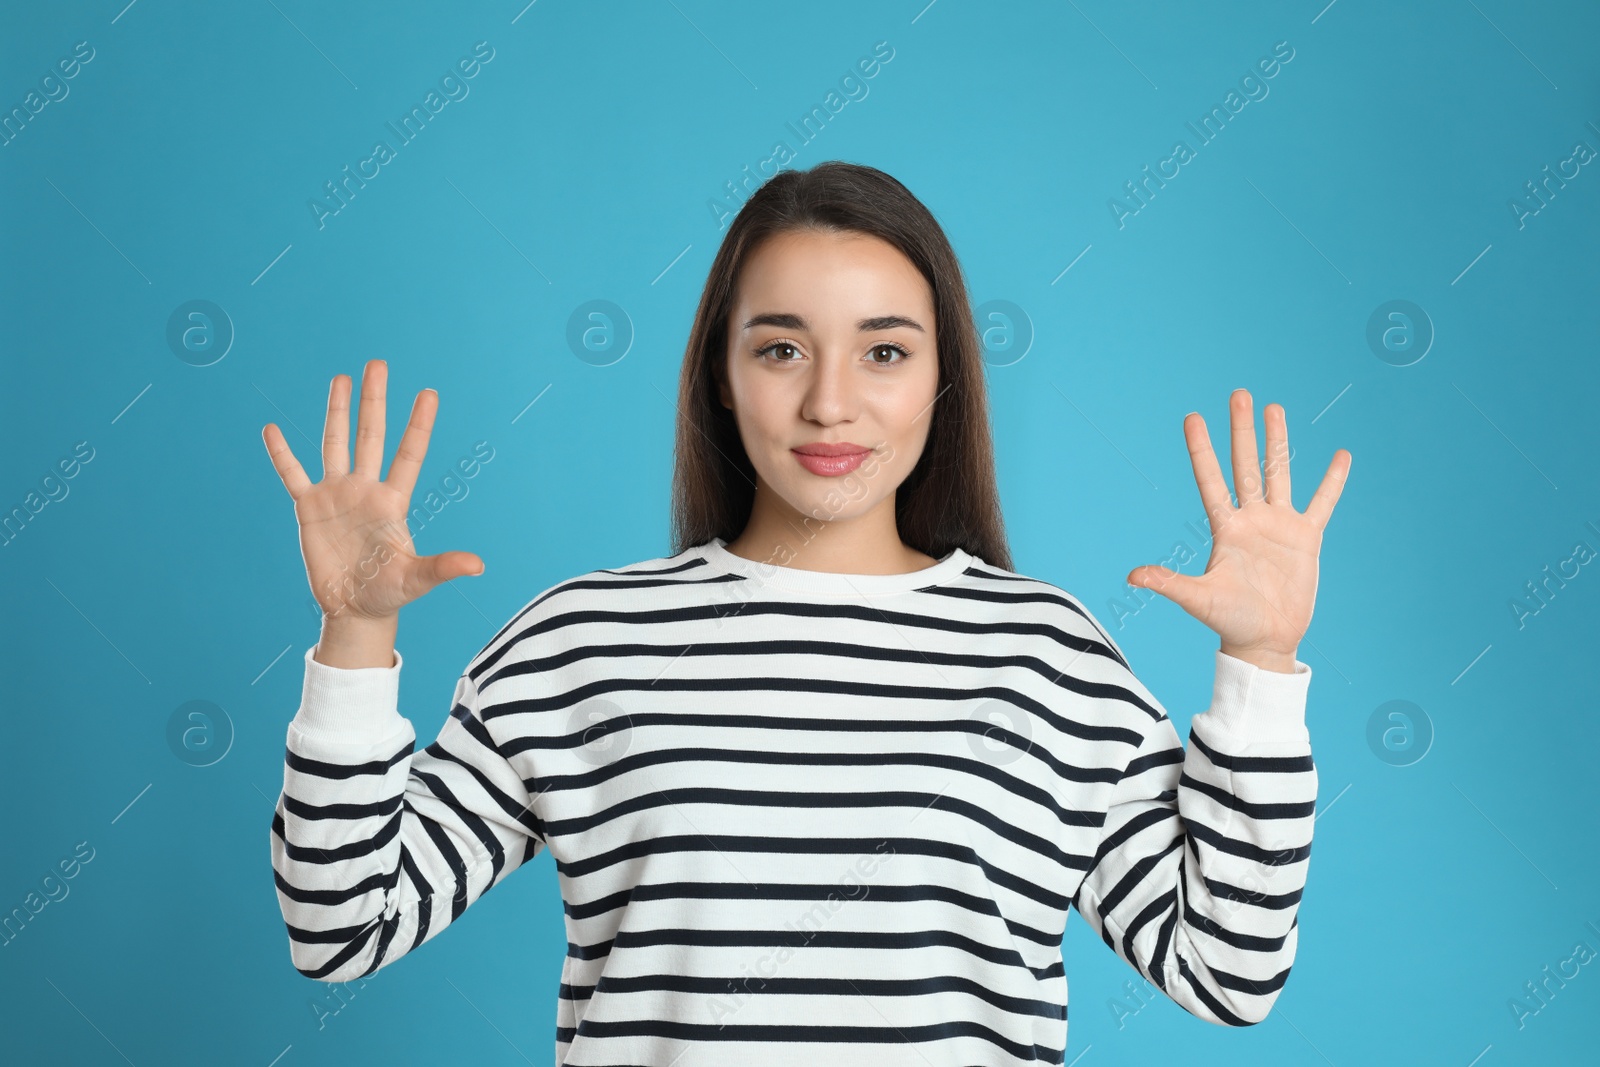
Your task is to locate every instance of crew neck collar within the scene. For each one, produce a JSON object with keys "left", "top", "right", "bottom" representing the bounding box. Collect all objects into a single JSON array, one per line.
[{"left": 696, "top": 536, "right": 973, "bottom": 597}]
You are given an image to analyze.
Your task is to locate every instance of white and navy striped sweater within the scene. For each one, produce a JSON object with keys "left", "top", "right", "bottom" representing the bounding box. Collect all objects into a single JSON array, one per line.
[{"left": 271, "top": 536, "right": 1316, "bottom": 1065}]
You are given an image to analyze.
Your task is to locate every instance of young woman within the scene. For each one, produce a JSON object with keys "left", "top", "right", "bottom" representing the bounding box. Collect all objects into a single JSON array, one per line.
[{"left": 263, "top": 162, "right": 1351, "bottom": 1066}]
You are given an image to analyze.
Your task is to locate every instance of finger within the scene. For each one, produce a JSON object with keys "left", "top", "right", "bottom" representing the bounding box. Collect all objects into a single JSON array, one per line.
[
  {"left": 353, "top": 359, "right": 388, "bottom": 478},
  {"left": 1230, "top": 388, "right": 1264, "bottom": 504},
  {"left": 1128, "top": 565, "right": 1204, "bottom": 617},
  {"left": 323, "top": 373, "right": 352, "bottom": 478},
  {"left": 387, "top": 388, "right": 438, "bottom": 499},
  {"left": 1304, "top": 449, "right": 1352, "bottom": 531},
  {"left": 1184, "top": 412, "right": 1235, "bottom": 527},
  {"left": 263, "top": 424, "right": 313, "bottom": 500},
  {"left": 418, "top": 550, "right": 485, "bottom": 593},
  {"left": 1263, "top": 402, "right": 1292, "bottom": 506}
]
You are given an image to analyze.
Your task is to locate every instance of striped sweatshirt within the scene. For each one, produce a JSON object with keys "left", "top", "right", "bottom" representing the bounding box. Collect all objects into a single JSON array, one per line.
[{"left": 270, "top": 535, "right": 1317, "bottom": 1065}]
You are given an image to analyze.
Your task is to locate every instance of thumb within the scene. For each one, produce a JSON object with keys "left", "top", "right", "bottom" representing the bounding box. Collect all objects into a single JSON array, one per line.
[
  {"left": 1127, "top": 565, "right": 1201, "bottom": 613},
  {"left": 419, "top": 550, "right": 485, "bottom": 591}
]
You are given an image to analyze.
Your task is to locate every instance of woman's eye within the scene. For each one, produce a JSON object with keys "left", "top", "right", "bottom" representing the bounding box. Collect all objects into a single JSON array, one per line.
[
  {"left": 758, "top": 341, "right": 800, "bottom": 362},
  {"left": 757, "top": 341, "right": 910, "bottom": 364}
]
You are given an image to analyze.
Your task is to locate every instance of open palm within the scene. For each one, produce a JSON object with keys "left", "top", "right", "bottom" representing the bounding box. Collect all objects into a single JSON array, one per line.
[
  {"left": 1127, "top": 389, "right": 1351, "bottom": 664},
  {"left": 262, "top": 359, "right": 484, "bottom": 622}
]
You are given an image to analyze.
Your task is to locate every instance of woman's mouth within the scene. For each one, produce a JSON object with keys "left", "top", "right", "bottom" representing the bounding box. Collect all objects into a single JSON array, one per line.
[{"left": 791, "top": 444, "right": 871, "bottom": 477}]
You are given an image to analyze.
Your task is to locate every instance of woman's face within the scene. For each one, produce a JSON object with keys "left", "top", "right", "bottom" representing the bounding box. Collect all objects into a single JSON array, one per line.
[{"left": 719, "top": 228, "right": 940, "bottom": 528}]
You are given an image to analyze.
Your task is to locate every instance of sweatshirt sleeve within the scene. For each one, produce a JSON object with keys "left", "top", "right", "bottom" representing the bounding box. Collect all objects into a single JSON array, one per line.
[
  {"left": 1070, "top": 648, "right": 1316, "bottom": 1026},
  {"left": 269, "top": 644, "right": 547, "bottom": 983}
]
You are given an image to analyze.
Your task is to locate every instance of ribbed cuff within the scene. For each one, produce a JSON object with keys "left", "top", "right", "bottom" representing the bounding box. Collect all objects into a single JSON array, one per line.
[
  {"left": 291, "top": 643, "right": 408, "bottom": 739},
  {"left": 1191, "top": 648, "right": 1312, "bottom": 745}
]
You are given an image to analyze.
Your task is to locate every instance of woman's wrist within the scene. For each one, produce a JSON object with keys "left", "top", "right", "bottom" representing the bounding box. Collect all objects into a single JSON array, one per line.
[
  {"left": 315, "top": 613, "right": 399, "bottom": 669},
  {"left": 1218, "top": 643, "right": 1299, "bottom": 674}
]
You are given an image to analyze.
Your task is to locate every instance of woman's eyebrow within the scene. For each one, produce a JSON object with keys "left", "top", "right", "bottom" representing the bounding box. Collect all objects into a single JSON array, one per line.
[{"left": 740, "top": 312, "right": 925, "bottom": 332}]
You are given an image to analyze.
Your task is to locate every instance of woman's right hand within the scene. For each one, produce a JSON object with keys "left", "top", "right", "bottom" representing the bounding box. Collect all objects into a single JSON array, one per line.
[{"left": 262, "top": 359, "right": 484, "bottom": 627}]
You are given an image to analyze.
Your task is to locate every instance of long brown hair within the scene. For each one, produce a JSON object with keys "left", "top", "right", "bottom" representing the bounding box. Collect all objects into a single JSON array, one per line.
[{"left": 669, "top": 160, "right": 1012, "bottom": 572}]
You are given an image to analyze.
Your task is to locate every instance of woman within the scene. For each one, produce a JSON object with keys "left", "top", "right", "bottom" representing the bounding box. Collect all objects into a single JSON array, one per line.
[{"left": 262, "top": 161, "right": 1351, "bottom": 1065}]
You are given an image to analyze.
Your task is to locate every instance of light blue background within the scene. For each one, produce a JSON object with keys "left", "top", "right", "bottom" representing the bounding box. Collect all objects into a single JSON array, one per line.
[{"left": 3, "top": 1, "right": 1597, "bottom": 1064}]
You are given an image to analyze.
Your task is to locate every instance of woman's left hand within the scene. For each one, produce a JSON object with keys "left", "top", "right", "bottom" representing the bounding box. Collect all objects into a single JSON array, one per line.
[{"left": 1127, "top": 389, "right": 1352, "bottom": 672}]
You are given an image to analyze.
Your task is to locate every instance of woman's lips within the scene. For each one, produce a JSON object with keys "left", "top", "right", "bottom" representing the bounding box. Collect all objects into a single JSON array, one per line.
[{"left": 792, "top": 447, "right": 870, "bottom": 477}]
